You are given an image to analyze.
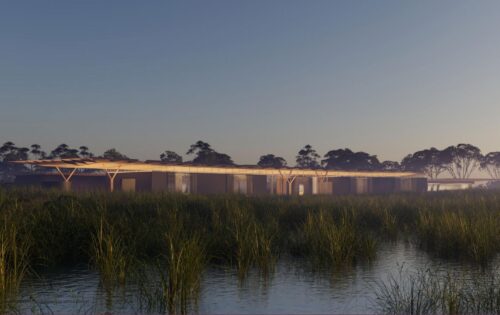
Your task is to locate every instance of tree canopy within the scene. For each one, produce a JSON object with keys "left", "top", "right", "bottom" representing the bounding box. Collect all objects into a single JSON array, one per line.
[
  {"left": 257, "top": 154, "right": 287, "bottom": 168},
  {"left": 480, "top": 152, "right": 500, "bottom": 179},
  {"left": 186, "top": 141, "right": 233, "bottom": 166},
  {"left": 401, "top": 147, "right": 451, "bottom": 179},
  {"left": 322, "top": 148, "right": 381, "bottom": 170},
  {"left": 296, "top": 145, "right": 320, "bottom": 168},
  {"left": 381, "top": 160, "right": 401, "bottom": 171},
  {"left": 101, "top": 148, "right": 129, "bottom": 160},
  {"left": 50, "top": 144, "right": 80, "bottom": 159},
  {"left": 442, "top": 144, "right": 482, "bottom": 179},
  {"left": 160, "top": 150, "right": 183, "bottom": 163},
  {"left": 0, "top": 142, "right": 30, "bottom": 182}
]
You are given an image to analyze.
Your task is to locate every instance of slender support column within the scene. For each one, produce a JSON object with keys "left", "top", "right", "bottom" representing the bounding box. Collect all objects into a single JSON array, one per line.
[
  {"left": 55, "top": 167, "right": 77, "bottom": 191},
  {"left": 314, "top": 170, "right": 330, "bottom": 194},
  {"left": 286, "top": 176, "right": 297, "bottom": 195},
  {"left": 269, "top": 175, "right": 275, "bottom": 194},
  {"left": 105, "top": 168, "right": 121, "bottom": 192}
]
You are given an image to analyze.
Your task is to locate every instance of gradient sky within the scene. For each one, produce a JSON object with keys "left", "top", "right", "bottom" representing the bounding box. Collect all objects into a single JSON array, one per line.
[{"left": 1, "top": 0, "right": 500, "bottom": 165}]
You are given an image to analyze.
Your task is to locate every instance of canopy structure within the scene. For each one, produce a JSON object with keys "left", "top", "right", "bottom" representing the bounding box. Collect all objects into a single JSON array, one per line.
[
  {"left": 13, "top": 158, "right": 420, "bottom": 177},
  {"left": 12, "top": 158, "right": 422, "bottom": 193}
]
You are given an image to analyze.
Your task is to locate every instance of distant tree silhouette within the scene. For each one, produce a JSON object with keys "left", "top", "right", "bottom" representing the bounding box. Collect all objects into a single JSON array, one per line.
[
  {"left": 381, "top": 160, "right": 401, "bottom": 171},
  {"left": 101, "top": 148, "right": 129, "bottom": 160},
  {"left": 50, "top": 144, "right": 80, "bottom": 159},
  {"left": 0, "top": 142, "right": 30, "bottom": 182},
  {"left": 160, "top": 150, "right": 183, "bottom": 163},
  {"left": 296, "top": 145, "right": 320, "bottom": 168},
  {"left": 480, "top": 152, "right": 500, "bottom": 179},
  {"left": 322, "top": 148, "right": 381, "bottom": 170},
  {"left": 0, "top": 142, "right": 29, "bottom": 161},
  {"left": 481, "top": 152, "right": 500, "bottom": 179},
  {"left": 186, "top": 141, "right": 233, "bottom": 165},
  {"left": 441, "top": 144, "right": 482, "bottom": 179},
  {"left": 401, "top": 147, "right": 451, "bottom": 179},
  {"left": 79, "top": 146, "right": 94, "bottom": 158},
  {"left": 30, "top": 144, "right": 46, "bottom": 160},
  {"left": 257, "top": 154, "right": 287, "bottom": 168}
]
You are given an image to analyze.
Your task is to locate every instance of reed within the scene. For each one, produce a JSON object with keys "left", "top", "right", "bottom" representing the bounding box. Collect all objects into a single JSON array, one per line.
[
  {"left": 299, "top": 209, "right": 376, "bottom": 266},
  {"left": 0, "top": 187, "right": 500, "bottom": 308},
  {"left": 0, "top": 220, "right": 29, "bottom": 313},
  {"left": 374, "top": 266, "right": 500, "bottom": 315},
  {"left": 417, "top": 209, "right": 500, "bottom": 264},
  {"left": 221, "top": 206, "right": 276, "bottom": 276},
  {"left": 137, "top": 209, "right": 205, "bottom": 314},
  {"left": 91, "top": 216, "right": 131, "bottom": 287}
]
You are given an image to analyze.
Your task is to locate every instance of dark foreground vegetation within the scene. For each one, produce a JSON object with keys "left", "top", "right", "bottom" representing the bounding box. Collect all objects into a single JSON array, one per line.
[{"left": 0, "top": 188, "right": 500, "bottom": 313}]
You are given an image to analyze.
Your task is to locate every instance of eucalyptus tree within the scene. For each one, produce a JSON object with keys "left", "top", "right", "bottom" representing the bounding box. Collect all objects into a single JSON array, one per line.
[
  {"left": 296, "top": 145, "right": 321, "bottom": 168},
  {"left": 257, "top": 154, "right": 287, "bottom": 168},
  {"left": 50, "top": 144, "right": 80, "bottom": 159},
  {"left": 381, "top": 160, "right": 401, "bottom": 171},
  {"left": 401, "top": 147, "right": 451, "bottom": 179},
  {"left": 30, "top": 144, "right": 46, "bottom": 159},
  {"left": 442, "top": 144, "right": 482, "bottom": 179},
  {"left": 160, "top": 150, "right": 183, "bottom": 163},
  {"left": 187, "top": 141, "right": 233, "bottom": 165},
  {"left": 79, "top": 146, "right": 94, "bottom": 158},
  {"left": 480, "top": 152, "right": 500, "bottom": 179},
  {"left": 102, "top": 148, "right": 129, "bottom": 160},
  {"left": 0, "top": 142, "right": 30, "bottom": 181},
  {"left": 322, "top": 148, "right": 381, "bottom": 170}
]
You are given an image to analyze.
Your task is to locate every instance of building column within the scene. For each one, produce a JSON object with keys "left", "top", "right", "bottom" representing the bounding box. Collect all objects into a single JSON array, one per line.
[
  {"left": 105, "top": 169, "right": 121, "bottom": 192},
  {"left": 55, "top": 167, "right": 78, "bottom": 192}
]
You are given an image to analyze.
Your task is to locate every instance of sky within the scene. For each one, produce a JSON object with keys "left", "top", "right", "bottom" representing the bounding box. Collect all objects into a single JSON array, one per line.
[{"left": 1, "top": 0, "right": 500, "bottom": 165}]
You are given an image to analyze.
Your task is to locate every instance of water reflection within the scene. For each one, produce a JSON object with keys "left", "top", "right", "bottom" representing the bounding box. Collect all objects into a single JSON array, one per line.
[{"left": 17, "top": 242, "right": 500, "bottom": 314}]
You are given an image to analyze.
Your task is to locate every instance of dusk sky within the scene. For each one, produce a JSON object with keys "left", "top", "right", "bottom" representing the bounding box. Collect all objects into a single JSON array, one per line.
[{"left": 1, "top": 0, "right": 500, "bottom": 165}]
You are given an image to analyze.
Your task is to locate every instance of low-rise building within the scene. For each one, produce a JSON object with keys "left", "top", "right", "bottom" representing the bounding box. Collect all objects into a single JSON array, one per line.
[{"left": 11, "top": 158, "right": 427, "bottom": 195}]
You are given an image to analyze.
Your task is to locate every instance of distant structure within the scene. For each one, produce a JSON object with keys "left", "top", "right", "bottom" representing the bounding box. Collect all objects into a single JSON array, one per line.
[
  {"left": 427, "top": 178, "right": 496, "bottom": 191},
  {"left": 11, "top": 158, "right": 427, "bottom": 195}
]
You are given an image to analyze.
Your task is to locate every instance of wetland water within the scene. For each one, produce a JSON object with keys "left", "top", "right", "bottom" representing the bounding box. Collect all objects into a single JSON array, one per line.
[{"left": 18, "top": 242, "right": 499, "bottom": 314}]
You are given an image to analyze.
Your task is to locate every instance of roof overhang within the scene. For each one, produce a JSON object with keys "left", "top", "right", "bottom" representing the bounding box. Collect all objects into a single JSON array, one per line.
[{"left": 11, "top": 158, "right": 423, "bottom": 178}]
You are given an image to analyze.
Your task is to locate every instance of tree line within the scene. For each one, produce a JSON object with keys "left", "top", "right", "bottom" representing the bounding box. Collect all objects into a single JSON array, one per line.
[{"left": 1, "top": 141, "right": 500, "bottom": 180}]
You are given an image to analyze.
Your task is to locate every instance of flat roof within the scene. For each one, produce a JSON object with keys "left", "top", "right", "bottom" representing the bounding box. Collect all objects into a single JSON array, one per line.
[{"left": 12, "top": 158, "right": 423, "bottom": 178}]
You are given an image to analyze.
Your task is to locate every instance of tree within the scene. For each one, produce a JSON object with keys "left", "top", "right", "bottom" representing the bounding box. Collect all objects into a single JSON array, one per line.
[
  {"left": 296, "top": 145, "right": 320, "bottom": 168},
  {"left": 322, "top": 148, "right": 381, "bottom": 170},
  {"left": 257, "top": 154, "right": 287, "bottom": 168},
  {"left": 442, "top": 144, "right": 482, "bottom": 179},
  {"left": 30, "top": 144, "right": 46, "bottom": 160},
  {"left": 79, "top": 146, "right": 94, "bottom": 158},
  {"left": 0, "top": 142, "right": 29, "bottom": 161},
  {"left": 381, "top": 160, "right": 401, "bottom": 171},
  {"left": 401, "top": 147, "right": 451, "bottom": 179},
  {"left": 160, "top": 150, "right": 183, "bottom": 163},
  {"left": 49, "top": 144, "right": 79, "bottom": 159},
  {"left": 0, "top": 142, "right": 29, "bottom": 182},
  {"left": 480, "top": 152, "right": 500, "bottom": 179},
  {"left": 186, "top": 141, "right": 234, "bottom": 165},
  {"left": 101, "top": 148, "right": 129, "bottom": 160}
]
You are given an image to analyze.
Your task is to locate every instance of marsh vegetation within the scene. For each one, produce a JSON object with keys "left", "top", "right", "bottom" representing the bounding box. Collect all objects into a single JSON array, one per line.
[{"left": 0, "top": 188, "right": 499, "bottom": 313}]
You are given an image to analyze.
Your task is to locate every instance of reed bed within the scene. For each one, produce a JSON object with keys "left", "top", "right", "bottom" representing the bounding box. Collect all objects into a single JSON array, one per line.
[
  {"left": 0, "top": 188, "right": 499, "bottom": 312},
  {"left": 374, "top": 266, "right": 500, "bottom": 314}
]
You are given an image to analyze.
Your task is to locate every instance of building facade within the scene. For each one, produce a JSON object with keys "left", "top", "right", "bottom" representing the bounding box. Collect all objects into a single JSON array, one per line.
[{"left": 14, "top": 171, "right": 427, "bottom": 195}]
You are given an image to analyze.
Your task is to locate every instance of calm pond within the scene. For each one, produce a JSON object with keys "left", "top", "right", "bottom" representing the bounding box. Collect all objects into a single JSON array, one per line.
[{"left": 17, "top": 242, "right": 499, "bottom": 314}]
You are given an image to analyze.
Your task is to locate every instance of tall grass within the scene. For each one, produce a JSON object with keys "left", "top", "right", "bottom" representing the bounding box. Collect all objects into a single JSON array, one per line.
[
  {"left": 91, "top": 216, "right": 131, "bottom": 287},
  {"left": 136, "top": 209, "right": 205, "bottom": 314},
  {"left": 417, "top": 210, "right": 500, "bottom": 265},
  {"left": 211, "top": 206, "right": 277, "bottom": 277},
  {"left": 0, "top": 221, "right": 29, "bottom": 313},
  {"left": 1, "top": 188, "right": 500, "bottom": 308},
  {"left": 374, "top": 266, "right": 500, "bottom": 314},
  {"left": 299, "top": 209, "right": 376, "bottom": 266}
]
